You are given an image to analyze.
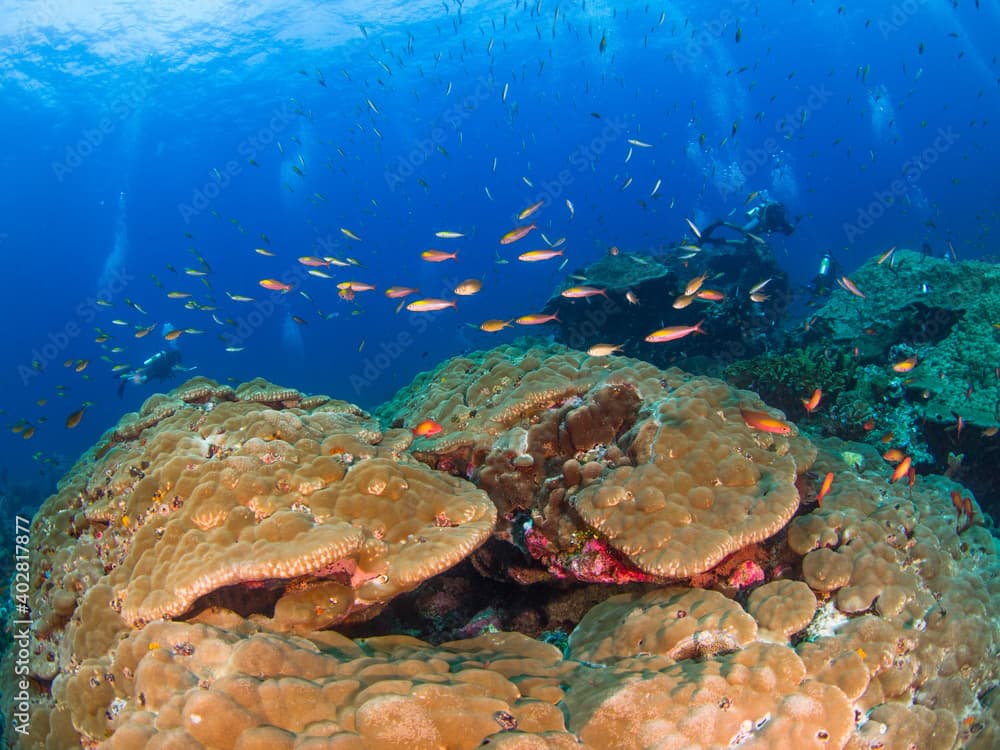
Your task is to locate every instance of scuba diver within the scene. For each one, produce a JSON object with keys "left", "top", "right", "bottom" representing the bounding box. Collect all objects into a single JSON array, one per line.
[
  {"left": 806, "top": 251, "right": 840, "bottom": 299},
  {"left": 117, "top": 328, "right": 196, "bottom": 398},
  {"left": 696, "top": 196, "right": 799, "bottom": 249},
  {"left": 742, "top": 199, "right": 799, "bottom": 236}
]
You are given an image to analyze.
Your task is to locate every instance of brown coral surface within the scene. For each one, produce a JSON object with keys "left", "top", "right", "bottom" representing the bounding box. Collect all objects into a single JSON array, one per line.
[{"left": 3, "top": 345, "right": 998, "bottom": 750}]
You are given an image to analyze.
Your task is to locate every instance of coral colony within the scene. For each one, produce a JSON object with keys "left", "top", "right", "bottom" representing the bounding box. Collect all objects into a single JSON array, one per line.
[{"left": 3, "top": 343, "right": 998, "bottom": 748}]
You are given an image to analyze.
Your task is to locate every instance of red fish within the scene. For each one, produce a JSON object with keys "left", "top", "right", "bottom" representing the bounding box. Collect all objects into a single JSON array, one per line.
[
  {"left": 951, "top": 490, "right": 963, "bottom": 523},
  {"left": 412, "top": 419, "right": 443, "bottom": 438},
  {"left": 890, "top": 455, "right": 911, "bottom": 483},
  {"left": 817, "top": 472, "right": 834, "bottom": 507}
]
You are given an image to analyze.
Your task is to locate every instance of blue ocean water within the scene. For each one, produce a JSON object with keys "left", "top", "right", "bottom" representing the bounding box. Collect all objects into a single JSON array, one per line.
[{"left": 0, "top": 0, "right": 997, "bottom": 512}]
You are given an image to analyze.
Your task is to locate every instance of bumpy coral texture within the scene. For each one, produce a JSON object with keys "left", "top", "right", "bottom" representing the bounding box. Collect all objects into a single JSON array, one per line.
[
  {"left": 379, "top": 343, "right": 814, "bottom": 582},
  {"left": 4, "top": 379, "right": 496, "bottom": 748},
  {"left": 4, "top": 345, "right": 999, "bottom": 750}
]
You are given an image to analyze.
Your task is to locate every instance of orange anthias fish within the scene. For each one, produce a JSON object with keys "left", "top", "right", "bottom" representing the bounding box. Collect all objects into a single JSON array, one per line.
[
  {"left": 65, "top": 405, "right": 87, "bottom": 429},
  {"left": 877, "top": 245, "right": 897, "bottom": 265},
  {"left": 837, "top": 276, "right": 866, "bottom": 298},
  {"left": 518, "top": 249, "right": 563, "bottom": 262},
  {"left": 406, "top": 298, "right": 457, "bottom": 312},
  {"left": 500, "top": 223, "right": 538, "bottom": 244},
  {"left": 696, "top": 289, "right": 726, "bottom": 301},
  {"left": 672, "top": 293, "right": 695, "bottom": 309},
  {"left": 561, "top": 286, "right": 608, "bottom": 299},
  {"left": 740, "top": 407, "right": 794, "bottom": 435},
  {"left": 338, "top": 281, "right": 375, "bottom": 292},
  {"left": 684, "top": 272, "right": 709, "bottom": 296},
  {"left": 515, "top": 312, "right": 560, "bottom": 325},
  {"left": 890, "top": 455, "right": 912, "bottom": 483},
  {"left": 412, "top": 419, "right": 443, "bottom": 438},
  {"left": 644, "top": 320, "right": 706, "bottom": 343},
  {"left": 260, "top": 278, "right": 292, "bottom": 292},
  {"left": 817, "top": 472, "right": 834, "bottom": 506},
  {"left": 298, "top": 256, "right": 330, "bottom": 267},
  {"left": 480, "top": 319, "right": 512, "bottom": 332},
  {"left": 518, "top": 200, "right": 544, "bottom": 220},
  {"left": 421, "top": 249, "right": 458, "bottom": 262},
  {"left": 802, "top": 388, "right": 822, "bottom": 414},
  {"left": 385, "top": 286, "right": 418, "bottom": 299},
  {"left": 454, "top": 279, "right": 482, "bottom": 295},
  {"left": 587, "top": 343, "right": 623, "bottom": 356},
  {"left": 882, "top": 448, "right": 906, "bottom": 464},
  {"left": 891, "top": 355, "right": 918, "bottom": 373},
  {"left": 950, "top": 489, "right": 964, "bottom": 519}
]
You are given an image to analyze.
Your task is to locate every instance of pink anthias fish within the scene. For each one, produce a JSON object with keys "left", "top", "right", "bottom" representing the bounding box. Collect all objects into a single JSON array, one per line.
[{"left": 644, "top": 319, "right": 706, "bottom": 343}]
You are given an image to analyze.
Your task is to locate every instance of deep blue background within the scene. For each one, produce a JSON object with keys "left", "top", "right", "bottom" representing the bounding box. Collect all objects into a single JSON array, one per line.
[{"left": 1, "top": 0, "right": 997, "bottom": 510}]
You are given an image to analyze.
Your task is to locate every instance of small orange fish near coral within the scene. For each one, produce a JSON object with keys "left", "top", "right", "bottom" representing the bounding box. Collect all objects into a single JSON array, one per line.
[
  {"left": 817, "top": 472, "right": 834, "bottom": 506},
  {"left": 890, "top": 455, "right": 911, "bottom": 483},
  {"left": 802, "top": 388, "right": 822, "bottom": 414},
  {"left": 412, "top": 419, "right": 443, "bottom": 438},
  {"left": 837, "top": 276, "right": 866, "bottom": 298},
  {"left": 740, "top": 408, "right": 793, "bottom": 435},
  {"left": 882, "top": 448, "right": 906, "bottom": 464},
  {"left": 479, "top": 319, "right": 512, "bottom": 332}
]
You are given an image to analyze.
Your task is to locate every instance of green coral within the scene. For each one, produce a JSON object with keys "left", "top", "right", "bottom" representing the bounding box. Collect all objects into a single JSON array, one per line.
[{"left": 724, "top": 345, "right": 854, "bottom": 417}]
